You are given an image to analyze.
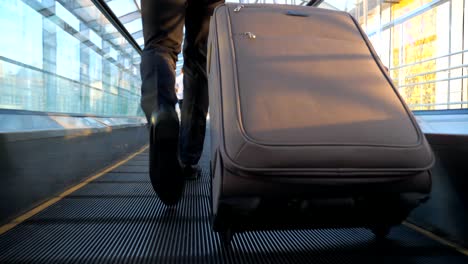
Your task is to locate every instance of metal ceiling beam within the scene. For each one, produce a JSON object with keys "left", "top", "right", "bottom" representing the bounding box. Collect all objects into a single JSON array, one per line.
[
  {"left": 119, "top": 11, "right": 141, "bottom": 24},
  {"left": 131, "top": 30, "right": 143, "bottom": 40}
]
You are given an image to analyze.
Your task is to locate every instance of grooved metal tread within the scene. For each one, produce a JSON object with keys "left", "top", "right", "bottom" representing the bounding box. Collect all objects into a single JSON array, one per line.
[{"left": 1, "top": 146, "right": 468, "bottom": 263}]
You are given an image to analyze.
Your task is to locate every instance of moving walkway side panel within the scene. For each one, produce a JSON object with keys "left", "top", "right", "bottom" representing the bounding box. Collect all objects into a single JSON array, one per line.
[
  {"left": 0, "top": 110, "right": 148, "bottom": 225},
  {"left": 409, "top": 128, "right": 468, "bottom": 248}
]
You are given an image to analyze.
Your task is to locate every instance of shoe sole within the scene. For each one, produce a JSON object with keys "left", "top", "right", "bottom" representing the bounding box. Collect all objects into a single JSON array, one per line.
[
  {"left": 184, "top": 168, "right": 201, "bottom": 181},
  {"left": 150, "top": 111, "right": 184, "bottom": 206}
]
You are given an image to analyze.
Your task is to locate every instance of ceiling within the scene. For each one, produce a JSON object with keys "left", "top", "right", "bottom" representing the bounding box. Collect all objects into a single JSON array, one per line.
[
  {"left": 104, "top": 0, "right": 334, "bottom": 50},
  {"left": 102, "top": 0, "right": 342, "bottom": 72}
]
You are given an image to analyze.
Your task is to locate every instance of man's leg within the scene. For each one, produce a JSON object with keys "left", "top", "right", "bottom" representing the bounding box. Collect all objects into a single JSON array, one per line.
[
  {"left": 178, "top": 99, "right": 183, "bottom": 111},
  {"left": 179, "top": 0, "right": 224, "bottom": 178},
  {"left": 140, "top": 0, "right": 186, "bottom": 205},
  {"left": 140, "top": 0, "right": 185, "bottom": 120}
]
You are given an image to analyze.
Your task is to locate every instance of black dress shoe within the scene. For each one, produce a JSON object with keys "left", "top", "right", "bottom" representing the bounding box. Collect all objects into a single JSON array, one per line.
[
  {"left": 182, "top": 164, "right": 201, "bottom": 181},
  {"left": 149, "top": 106, "right": 184, "bottom": 206}
]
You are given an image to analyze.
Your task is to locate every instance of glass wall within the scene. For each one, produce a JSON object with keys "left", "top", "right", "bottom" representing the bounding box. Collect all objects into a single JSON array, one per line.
[
  {"left": 0, "top": 0, "right": 142, "bottom": 116},
  {"left": 320, "top": 0, "right": 468, "bottom": 111}
]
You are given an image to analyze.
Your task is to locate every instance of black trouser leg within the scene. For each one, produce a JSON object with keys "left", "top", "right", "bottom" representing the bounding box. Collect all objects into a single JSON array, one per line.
[
  {"left": 179, "top": 0, "right": 224, "bottom": 166},
  {"left": 178, "top": 99, "right": 183, "bottom": 110},
  {"left": 140, "top": 0, "right": 186, "bottom": 122}
]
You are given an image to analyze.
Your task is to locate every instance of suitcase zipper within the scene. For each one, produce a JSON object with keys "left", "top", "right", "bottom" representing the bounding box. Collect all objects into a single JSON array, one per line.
[
  {"left": 233, "top": 4, "right": 268, "bottom": 12},
  {"left": 241, "top": 32, "right": 256, "bottom": 39},
  {"left": 231, "top": 6, "right": 256, "bottom": 41},
  {"left": 233, "top": 5, "right": 244, "bottom": 12}
]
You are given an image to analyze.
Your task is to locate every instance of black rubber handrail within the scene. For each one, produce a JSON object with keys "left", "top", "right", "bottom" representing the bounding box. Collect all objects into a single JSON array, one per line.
[
  {"left": 307, "top": 0, "right": 324, "bottom": 6},
  {"left": 90, "top": 0, "right": 143, "bottom": 55}
]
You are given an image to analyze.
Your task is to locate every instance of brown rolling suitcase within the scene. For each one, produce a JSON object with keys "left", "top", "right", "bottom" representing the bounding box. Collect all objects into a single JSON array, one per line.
[{"left": 207, "top": 3, "right": 434, "bottom": 244}]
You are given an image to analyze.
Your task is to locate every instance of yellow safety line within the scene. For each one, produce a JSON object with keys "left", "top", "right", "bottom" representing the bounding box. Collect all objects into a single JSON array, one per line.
[
  {"left": 0, "top": 145, "right": 149, "bottom": 236},
  {"left": 404, "top": 221, "right": 468, "bottom": 256}
]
